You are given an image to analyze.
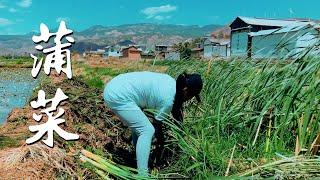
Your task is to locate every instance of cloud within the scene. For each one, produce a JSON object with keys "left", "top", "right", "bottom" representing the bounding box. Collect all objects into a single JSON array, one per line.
[
  {"left": 9, "top": 8, "right": 17, "bottom": 13},
  {"left": 141, "top": 4, "right": 177, "bottom": 20},
  {"left": 56, "top": 17, "right": 70, "bottom": 23},
  {"left": 0, "top": 2, "right": 6, "bottom": 8},
  {"left": 0, "top": 18, "right": 12, "bottom": 26},
  {"left": 154, "top": 15, "right": 171, "bottom": 21},
  {"left": 17, "top": 0, "right": 32, "bottom": 8}
]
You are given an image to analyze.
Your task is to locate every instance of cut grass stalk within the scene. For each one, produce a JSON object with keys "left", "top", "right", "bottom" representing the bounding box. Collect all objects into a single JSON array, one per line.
[
  {"left": 80, "top": 149, "right": 149, "bottom": 180},
  {"left": 225, "top": 144, "right": 236, "bottom": 176}
]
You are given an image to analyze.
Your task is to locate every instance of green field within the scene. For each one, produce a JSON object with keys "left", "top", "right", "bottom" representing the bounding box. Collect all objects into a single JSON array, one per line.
[
  {"left": 161, "top": 58, "right": 320, "bottom": 178},
  {"left": 77, "top": 57, "right": 320, "bottom": 179},
  {"left": 0, "top": 55, "right": 319, "bottom": 179},
  {"left": 0, "top": 56, "right": 34, "bottom": 68}
]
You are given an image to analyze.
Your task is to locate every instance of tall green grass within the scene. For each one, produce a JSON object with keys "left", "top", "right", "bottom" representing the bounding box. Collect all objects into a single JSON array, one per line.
[
  {"left": 79, "top": 40, "right": 319, "bottom": 178},
  {"left": 157, "top": 56, "right": 319, "bottom": 178},
  {"left": 79, "top": 66, "right": 123, "bottom": 88},
  {"left": 82, "top": 56, "right": 319, "bottom": 178}
]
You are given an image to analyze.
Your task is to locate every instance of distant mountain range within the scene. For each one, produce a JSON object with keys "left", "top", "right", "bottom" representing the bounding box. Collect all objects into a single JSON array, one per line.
[{"left": 0, "top": 23, "right": 223, "bottom": 55}]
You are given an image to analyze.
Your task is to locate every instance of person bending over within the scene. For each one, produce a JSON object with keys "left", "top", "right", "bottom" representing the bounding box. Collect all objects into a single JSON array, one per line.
[{"left": 103, "top": 71, "right": 203, "bottom": 175}]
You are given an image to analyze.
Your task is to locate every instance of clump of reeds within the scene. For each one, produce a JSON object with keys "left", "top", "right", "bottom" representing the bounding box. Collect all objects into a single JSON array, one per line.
[
  {"left": 80, "top": 33, "right": 320, "bottom": 178},
  {"left": 80, "top": 149, "right": 149, "bottom": 180},
  {"left": 80, "top": 149, "right": 188, "bottom": 179},
  {"left": 239, "top": 155, "right": 320, "bottom": 179},
  {"left": 157, "top": 41, "right": 320, "bottom": 178}
]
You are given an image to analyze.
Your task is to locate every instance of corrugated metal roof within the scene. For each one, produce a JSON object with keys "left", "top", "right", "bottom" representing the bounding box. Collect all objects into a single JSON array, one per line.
[
  {"left": 238, "top": 16, "right": 313, "bottom": 27},
  {"left": 205, "top": 38, "right": 230, "bottom": 45},
  {"left": 248, "top": 24, "right": 313, "bottom": 37},
  {"left": 121, "top": 45, "right": 141, "bottom": 51}
]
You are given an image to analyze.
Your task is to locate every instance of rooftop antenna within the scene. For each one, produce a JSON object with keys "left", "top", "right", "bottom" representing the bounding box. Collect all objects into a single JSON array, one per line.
[{"left": 289, "top": 8, "right": 294, "bottom": 18}]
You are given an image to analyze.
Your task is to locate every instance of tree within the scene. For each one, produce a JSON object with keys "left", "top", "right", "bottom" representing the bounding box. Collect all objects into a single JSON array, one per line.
[{"left": 173, "top": 42, "right": 192, "bottom": 60}]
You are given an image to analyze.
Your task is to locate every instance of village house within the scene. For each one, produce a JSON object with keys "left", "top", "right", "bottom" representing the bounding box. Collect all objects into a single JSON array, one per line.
[
  {"left": 155, "top": 44, "right": 172, "bottom": 52},
  {"left": 154, "top": 44, "right": 174, "bottom": 59},
  {"left": 103, "top": 45, "right": 122, "bottom": 58},
  {"left": 248, "top": 24, "right": 319, "bottom": 58},
  {"left": 103, "top": 40, "right": 139, "bottom": 59},
  {"left": 136, "top": 45, "right": 147, "bottom": 52},
  {"left": 165, "top": 50, "right": 180, "bottom": 60},
  {"left": 83, "top": 49, "right": 105, "bottom": 58},
  {"left": 190, "top": 42, "right": 203, "bottom": 59},
  {"left": 229, "top": 16, "right": 318, "bottom": 58},
  {"left": 203, "top": 38, "right": 230, "bottom": 58},
  {"left": 104, "top": 50, "right": 122, "bottom": 58},
  {"left": 191, "top": 47, "right": 204, "bottom": 59},
  {"left": 121, "top": 46, "right": 142, "bottom": 60},
  {"left": 141, "top": 49, "right": 155, "bottom": 59}
]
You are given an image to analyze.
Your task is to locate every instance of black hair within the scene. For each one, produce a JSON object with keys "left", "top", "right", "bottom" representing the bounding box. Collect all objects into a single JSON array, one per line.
[{"left": 171, "top": 72, "right": 188, "bottom": 122}]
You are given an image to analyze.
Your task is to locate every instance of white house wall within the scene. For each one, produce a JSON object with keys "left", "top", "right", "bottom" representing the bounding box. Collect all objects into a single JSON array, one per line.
[
  {"left": 204, "top": 45, "right": 229, "bottom": 58},
  {"left": 165, "top": 52, "right": 180, "bottom": 60},
  {"left": 251, "top": 29, "right": 319, "bottom": 58},
  {"left": 104, "top": 51, "right": 122, "bottom": 58},
  {"left": 231, "top": 31, "right": 249, "bottom": 57},
  {"left": 204, "top": 45, "right": 213, "bottom": 58},
  {"left": 213, "top": 45, "right": 227, "bottom": 57},
  {"left": 251, "top": 31, "right": 297, "bottom": 58},
  {"left": 295, "top": 30, "right": 320, "bottom": 57}
]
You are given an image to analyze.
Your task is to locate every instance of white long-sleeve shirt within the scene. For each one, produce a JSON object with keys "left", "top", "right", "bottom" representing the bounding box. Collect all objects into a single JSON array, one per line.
[{"left": 103, "top": 71, "right": 176, "bottom": 121}]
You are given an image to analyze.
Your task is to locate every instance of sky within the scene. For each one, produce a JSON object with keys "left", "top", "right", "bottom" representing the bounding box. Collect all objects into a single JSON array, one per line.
[{"left": 0, "top": 0, "right": 319, "bottom": 35}]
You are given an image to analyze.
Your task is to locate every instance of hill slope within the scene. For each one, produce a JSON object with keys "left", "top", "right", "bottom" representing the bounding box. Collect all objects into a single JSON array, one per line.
[{"left": 0, "top": 23, "right": 223, "bottom": 55}]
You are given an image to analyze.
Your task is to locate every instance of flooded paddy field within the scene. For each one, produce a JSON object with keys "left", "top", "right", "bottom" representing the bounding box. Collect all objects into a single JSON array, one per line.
[{"left": 0, "top": 68, "right": 38, "bottom": 124}]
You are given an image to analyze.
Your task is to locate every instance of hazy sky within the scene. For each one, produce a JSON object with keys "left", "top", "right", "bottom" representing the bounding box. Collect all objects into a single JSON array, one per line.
[{"left": 0, "top": 0, "right": 319, "bottom": 35}]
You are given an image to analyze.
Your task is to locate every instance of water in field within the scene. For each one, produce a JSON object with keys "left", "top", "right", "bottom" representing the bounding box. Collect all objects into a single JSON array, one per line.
[{"left": 0, "top": 68, "right": 38, "bottom": 124}]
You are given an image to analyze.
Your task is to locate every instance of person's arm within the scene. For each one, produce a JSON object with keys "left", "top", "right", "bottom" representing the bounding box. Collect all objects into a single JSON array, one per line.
[
  {"left": 153, "top": 102, "right": 172, "bottom": 156},
  {"left": 153, "top": 102, "right": 172, "bottom": 167},
  {"left": 171, "top": 105, "right": 183, "bottom": 123},
  {"left": 154, "top": 104, "right": 172, "bottom": 122}
]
